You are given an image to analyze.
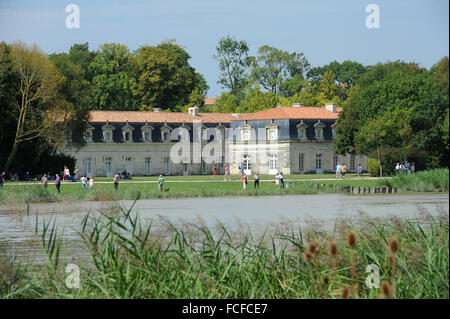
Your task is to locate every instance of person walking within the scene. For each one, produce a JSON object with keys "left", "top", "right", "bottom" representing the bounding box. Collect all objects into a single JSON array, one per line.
[
  {"left": 253, "top": 172, "right": 260, "bottom": 190},
  {"left": 113, "top": 174, "right": 119, "bottom": 191},
  {"left": 336, "top": 162, "right": 341, "bottom": 180},
  {"left": 74, "top": 165, "right": 80, "bottom": 180},
  {"left": 0, "top": 172, "right": 5, "bottom": 189},
  {"left": 405, "top": 161, "right": 411, "bottom": 174},
  {"left": 224, "top": 164, "right": 231, "bottom": 181},
  {"left": 357, "top": 164, "right": 363, "bottom": 179},
  {"left": 411, "top": 162, "right": 415, "bottom": 174},
  {"left": 158, "top": 175, "right": 164, "bottom": 192},
  {"left": 242, "top": 173, "right": 248, "bottom": 190},
  {"left": 80, "top": 175, "right": 88, "bottom": 190},
  {"left": 341, "top": 163, "right": 347, "bottom": 180},
  {"left": 279, "top": 172, "right": 285, "bottom": 189},
  {"left": 41, "top": 174, "right": 48, "bottom": 189},
  {"left": 55, "top": 174, "right": 61, "bottom": 194},
  {"left": 213, "top": 164, "right": 217, "bottom": 177},
  {"left": 275, "top": 173, "right": 280, "bottom": 189},
  {"left": 89, "top": 176, "right": 95, "bottom": 189}
]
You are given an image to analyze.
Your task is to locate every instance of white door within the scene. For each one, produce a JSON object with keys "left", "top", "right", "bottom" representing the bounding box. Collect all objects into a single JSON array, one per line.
[
  {"left": 105, "top": 157, "right": 112, "bottom": 177},
  {"left": 183, "top": 163, "right": 189, "bottom": 176},
  {"left": 269, "top": 154, "right": 278, "bottom": 175},
  {"left": 145, "top": 158, "right": 151, "bottom": 175},
  {"left": 86, "top": 158, "right": 92, "bottom": 177},
  {"left": 125, "top": 157, "right": 132, "bottom": 174},
  {"left": 243, "top": 155, "right": 251, "bottom": 175}
]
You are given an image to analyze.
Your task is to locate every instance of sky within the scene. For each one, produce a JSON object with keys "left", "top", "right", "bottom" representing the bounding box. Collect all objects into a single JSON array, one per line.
[{"left": 0, "top": 0, "right": 448, "bottom": 97}]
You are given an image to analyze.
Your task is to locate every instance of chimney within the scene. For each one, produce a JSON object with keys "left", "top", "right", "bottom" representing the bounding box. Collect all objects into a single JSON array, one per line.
[
  {"left": 325, "top": 103, "right": 337, "bottom": 113},
  {"left": 292, "top": 103, "right": 303, "bottom": 107},
  {"left": 153, "top": 108, "right": 161, "bottom": 112},
  {"left": 188, "top": 106, "right": 199, "bottom": 117}
]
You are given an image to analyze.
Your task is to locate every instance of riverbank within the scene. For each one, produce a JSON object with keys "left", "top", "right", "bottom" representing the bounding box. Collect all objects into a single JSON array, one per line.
[{"left": 0, "top": 170, "right": 447, "bottom": 204}]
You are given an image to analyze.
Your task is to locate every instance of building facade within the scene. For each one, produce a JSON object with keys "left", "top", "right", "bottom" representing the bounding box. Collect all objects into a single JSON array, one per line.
[{"left": 62, "top": 103, "right": 367, "bottom": 177}]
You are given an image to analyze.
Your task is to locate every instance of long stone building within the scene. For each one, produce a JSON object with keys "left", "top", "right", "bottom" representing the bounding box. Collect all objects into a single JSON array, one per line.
[{"left": 62, "top": 103, "right": 367, "bottom": 177}]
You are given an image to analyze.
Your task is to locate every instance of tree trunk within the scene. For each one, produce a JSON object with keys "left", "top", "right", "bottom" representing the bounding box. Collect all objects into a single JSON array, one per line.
[{"left": 4, "top": 141, "right": 20, "bottom": 171}]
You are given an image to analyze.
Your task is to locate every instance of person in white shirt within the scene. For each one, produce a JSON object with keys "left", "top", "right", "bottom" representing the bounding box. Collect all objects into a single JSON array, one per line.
[
  {"left": 336, "top": 163, "right": 341, "bottom": 179},
  {"left": 89, "top": 176, "right": 95, "bottom": 189},
  {"left": 80, "top": 175, "right": 87, "bottom": 189}
]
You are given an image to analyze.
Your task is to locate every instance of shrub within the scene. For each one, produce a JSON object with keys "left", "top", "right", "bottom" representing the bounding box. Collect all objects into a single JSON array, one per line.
[{"left": 367, "top": 158, "right": 380, "bottom": 177}]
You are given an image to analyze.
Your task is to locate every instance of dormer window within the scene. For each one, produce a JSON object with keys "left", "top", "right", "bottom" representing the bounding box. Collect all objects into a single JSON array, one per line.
[
  {"left": 296, "top": 120, "right": 308, "bottom": 141},
  {"left": 178, "top": 122, "right": 191, "bottom": 142},
  {"left": 102, "top": 121, "right": 115, "bottom": 143},
  {"left": 331, "top": 121, "right": 338, "bottom": 139},
  {"left": 122, "top": 120, "right": 134, "bottom": 143},
  {"left": 265, "top": 121, "right": 278, "bottom": 141},
  {"left": 141, "top": 121, "right": 154, "bottom": 143},
  {"left": 314, "top": 119, "right": 326, "bottom": 141},
  {"left": 85, "top": 124, "right": 94, "bottom": 142},
  {"left": 240, "top": 124, "right": 251, "bottom": 142},
  {"left": 216, "top": 122, "right": 225, "bottom": 141},
  {"left": 160, "top": 122, "right": 172, "bottom": 142}
]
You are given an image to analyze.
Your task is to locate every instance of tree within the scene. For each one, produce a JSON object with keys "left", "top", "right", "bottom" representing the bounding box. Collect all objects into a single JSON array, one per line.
[
  {"left": 308, "top": 60, "right": 366, "bottom": 100},
  {"left": 133, "top": 41, "right": 208, "bottom": 111},
  {"left": 236, "top": 86, "right": 278, "bottom": 113},
  {"left": 68, "top": 42, "right": 97, "bottom": 81},
  {"left": 250, "top": 45, "right": 309, "bottom": 96},
  {"left": 214, "top": 92, "right": 239, "bottom": 113},
  {"left": 335, "top": 59, "right": 449, "bottom": 171},
  {"left": 214, "top": 35, "right": 251, "bottom": 98},
  {"left": 316, "top": 70, "right": 342, "bottom": 105},
  {"left": 3, "top": 42, "right": 70, "bottom": 170},
  {"left": 89, "top": 43, "right": 134, "bottom": 110}
]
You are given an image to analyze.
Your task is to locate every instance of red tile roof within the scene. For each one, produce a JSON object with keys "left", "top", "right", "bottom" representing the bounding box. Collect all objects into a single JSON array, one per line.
[
  {"left": 235, "top": 106, "right": 340, "bottom": 121},
  {"left": 89, "top": 110, "right": 237, "bottom": 124}
]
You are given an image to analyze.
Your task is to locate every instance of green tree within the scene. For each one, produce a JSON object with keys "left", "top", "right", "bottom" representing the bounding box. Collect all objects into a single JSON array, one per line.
[
  {"left": 250, "top": 45, "right": 309, "bottom": 96},
  {"left": 213, "top": 92, "right": 239, "bottom": 113},
  {"left": 89, "top": 43, "right": 134, "bottom": 109},
  {"left": 133, "top": 41, "right": 208, "bottom": 111},
  {"left": 214, "top": 35, "right": 251, "bottom": 98},
  {"left": 3, "top": 42, "right": 72, "bottom": 170},
  {"left": 236, "top": 87, "right": 278, "bottom": 113}
]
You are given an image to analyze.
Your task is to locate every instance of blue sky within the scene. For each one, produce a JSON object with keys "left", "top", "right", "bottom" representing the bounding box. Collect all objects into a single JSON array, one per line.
[{"left": 0, "top": 0, "right": 448, "bottom": 96}]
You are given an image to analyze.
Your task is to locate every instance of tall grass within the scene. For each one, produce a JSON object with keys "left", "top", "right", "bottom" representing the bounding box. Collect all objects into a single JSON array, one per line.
[
  {"left": 1, "top": 203, "right": 448, "bottom": 299},
  {"left": 384, "top": 169, "right": 449, "bottom": 192}
]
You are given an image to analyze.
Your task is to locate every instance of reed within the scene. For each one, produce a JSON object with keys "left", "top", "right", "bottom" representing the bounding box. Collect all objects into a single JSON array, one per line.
[{"left": 0, "top": 205, "right": 448, "bottom": 299}]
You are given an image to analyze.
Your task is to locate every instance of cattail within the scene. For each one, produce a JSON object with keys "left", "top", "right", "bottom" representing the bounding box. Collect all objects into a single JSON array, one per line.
[
  {"left": 304, "top": 251, "right": 312, "bottom": 261},
  {"left": 388, "top": 255, "right": 395, "bottom": 266},
  {"left": 341, "top": 286, "right": 350, "bottom": 299},
  {"left": 308, "top": 240, "right": 319, "bottom": 255},
  {"left": 389, "top": 237, "right": 399, "bottom": 254},
  {"left": 381, "top": 281, "right": 391, "bottom": 298},
  {"left": 347, "top": 231, "right": 357, "bottom": 248},
  {"left": 329, "top": 241, "right": 338, "bottom": 257}
]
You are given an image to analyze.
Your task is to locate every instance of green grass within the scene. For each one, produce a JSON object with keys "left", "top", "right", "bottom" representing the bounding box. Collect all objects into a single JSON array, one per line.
[
  {"left": 1, "top": 203, "right": 448, "bottom": 299},
  {"left": 0, "top": 170, "right": 446, "bottom": 204},
  {"left": 384, "top": 169, "right": 449, "bottom": 192}
]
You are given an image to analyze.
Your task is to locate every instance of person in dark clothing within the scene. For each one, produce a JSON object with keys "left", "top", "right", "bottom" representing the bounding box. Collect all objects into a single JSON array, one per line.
[{"left": 55, "top": 174, "right": 61, "bottom": 194}]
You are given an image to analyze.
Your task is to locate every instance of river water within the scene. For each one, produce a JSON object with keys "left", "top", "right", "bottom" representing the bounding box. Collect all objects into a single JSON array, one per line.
[{"left": 0, "top": 193, "right": 448, "bottom": 264}]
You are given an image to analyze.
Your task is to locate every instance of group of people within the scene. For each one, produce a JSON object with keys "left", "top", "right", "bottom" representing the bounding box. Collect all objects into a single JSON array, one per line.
[
  {"left": 335, "top": 162, "right": 363, "bottom": 180},
  {"left": 239, "top": 172, "right": 287, "bottom": 190},
  {"left": 395, "top": 161, "right": 415, "bottom": 175}
]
